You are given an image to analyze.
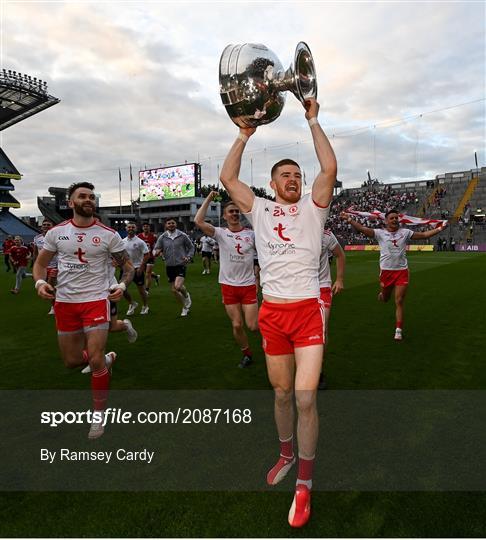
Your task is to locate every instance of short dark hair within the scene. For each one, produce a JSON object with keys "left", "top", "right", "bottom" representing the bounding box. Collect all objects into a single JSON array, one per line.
[
  {"left": 142, "top": 222, "right": 150, "bottom": 227},
  {"left": 165, "top": 217, "right": 177, "bottom": 223},
  {"left": 271, "top": 159, "right": 300, "bottom": 179},
  {"left": 42, "top": 218, "right": 53, "bottom": 224},
  {"left": 67, "top": 182, "right": 94, "bottom": 199},
  {"left": 385, "top": 209, "right": 399, "bottom": 218},
  {"left": 223, "top": 200, "right": 239, "bottom": 211}
]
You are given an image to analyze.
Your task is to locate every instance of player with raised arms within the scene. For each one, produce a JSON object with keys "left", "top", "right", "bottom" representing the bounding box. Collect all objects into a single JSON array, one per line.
[
  {"left": 220, "top": 98, "right": 337, "bottom": 527},
  {"left": 341, "top": 209, "right": 446, "bottom": 340},
  {"left": 33, "top": 182, "right": 135, "bottom": 439},
  {"left": 195, "top": 190, "right": 258, "bottom": 368}
]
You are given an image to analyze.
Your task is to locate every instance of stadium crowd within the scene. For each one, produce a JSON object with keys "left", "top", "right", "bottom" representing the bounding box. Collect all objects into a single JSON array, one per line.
[{"left": 325, "top": 184, "right": 418, "bottom": 244}]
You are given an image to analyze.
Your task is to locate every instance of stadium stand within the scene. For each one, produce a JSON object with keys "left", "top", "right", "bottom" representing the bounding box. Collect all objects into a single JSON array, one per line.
[
  {"left": 0, "top": 147, "right": 39, "bottom": 243},
  {"left": 0, "top": 146, "right": 21, "bottom": 209},
  {"left": 37, "top": 186, "right": 72, "bottom": 224},
  {"left": 0, "top": 207, "right": 38, "bottom": 243},
  {"left": 327, "top": 167, "right": 486, "bottom": 249}
]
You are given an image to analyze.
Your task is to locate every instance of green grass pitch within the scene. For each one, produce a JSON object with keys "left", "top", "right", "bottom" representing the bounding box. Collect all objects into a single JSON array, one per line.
[{"left": 1, "top": 251, "right": 485, "bottom": 537}]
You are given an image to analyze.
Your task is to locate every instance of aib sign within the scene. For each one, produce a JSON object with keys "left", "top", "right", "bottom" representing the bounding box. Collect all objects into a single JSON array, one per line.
[{"left": 456, "top": 244, "right": 486, "bottom": 252}]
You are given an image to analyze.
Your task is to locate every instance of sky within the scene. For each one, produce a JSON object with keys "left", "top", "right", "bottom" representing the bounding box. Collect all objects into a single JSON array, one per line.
[{"left": 0, "top": 0, "right": 484, "bottom": 217}]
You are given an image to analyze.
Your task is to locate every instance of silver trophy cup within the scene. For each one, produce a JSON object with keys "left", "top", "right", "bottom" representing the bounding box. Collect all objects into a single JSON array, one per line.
[{"left": 219, "top": 42, "right": 317, "bottom": 128}]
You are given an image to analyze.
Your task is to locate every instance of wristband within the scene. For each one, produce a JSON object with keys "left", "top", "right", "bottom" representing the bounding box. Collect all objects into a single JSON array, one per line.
[
  {"left": 308, "top": 117, "right": 319, "bottom": 127},
  {"left": 237, "top": 133, "right": 249, "bottom": 144},
  {"left": 112, "top": 282, "right": 126, "bottom": 292},
  {"left": 35, "top": 279, "right": 48, "bottom": 290}
]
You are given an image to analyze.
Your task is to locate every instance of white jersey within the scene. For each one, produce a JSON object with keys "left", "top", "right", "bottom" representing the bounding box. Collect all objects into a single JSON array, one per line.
[
  {"left": 374, "top": 227, "right": 414, "bottom": 270},
  {"left": 213, "top": 227, "right": 256, "bottom": 286},
  {"left": 200, "top": 235, "right": 215, "bottom": 253},
  {"left": 43, "top": 219, "right": 125, "bottom": 303},
  {"left": 122, "top": 235, "right": 149, "bottom": 268},
  {"left": 34, "top": 233, "right": 58, "bottom": 269},
  {"left": 318, "top": 230, "right": 339, "bottom": 288},
  {"left": 245, "top": 194, "right": 329, "bottom": 299}
]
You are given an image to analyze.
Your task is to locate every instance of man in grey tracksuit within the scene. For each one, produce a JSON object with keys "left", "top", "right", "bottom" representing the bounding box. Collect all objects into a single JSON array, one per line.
[{"left": 154, "top": 217, "right": 195, "bottom": 316}]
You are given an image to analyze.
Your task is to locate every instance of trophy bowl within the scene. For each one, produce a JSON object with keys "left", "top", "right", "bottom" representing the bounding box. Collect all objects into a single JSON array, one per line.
[{"left": 219, "top": 42, "right": 317, "bottom": 128}]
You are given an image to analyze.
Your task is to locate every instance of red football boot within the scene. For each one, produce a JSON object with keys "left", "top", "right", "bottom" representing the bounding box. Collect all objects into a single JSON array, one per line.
[
  {"left": 266, "top": 456, "right": 296, "bottom": 485},
  {"left": 288, "top": 484, "right": 311, "bottom": 528}
]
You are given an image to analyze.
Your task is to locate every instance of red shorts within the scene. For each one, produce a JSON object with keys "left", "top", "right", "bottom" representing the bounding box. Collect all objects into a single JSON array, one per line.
[
  {"left": 221, "top": 284, "right": 257, "bottom": 305},
  {"left": 380, "top": 269, "right": 410, "bottom": 289},
  {"left": 258, "top": 298, "right": 324, "bottom": 355},
  {"left": 46, "top": 267, "right": 58, "bottom": 280},
  {"left": 319, "top": 287, "right": 333, "bottom": 309},
  {"left": 54, "top": 299, "right": 110, "bottom": 333}
]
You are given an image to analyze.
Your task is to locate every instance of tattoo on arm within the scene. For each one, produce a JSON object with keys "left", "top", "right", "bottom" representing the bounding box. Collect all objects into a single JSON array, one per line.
[
  {"left": 112, "top": 250, "right": 135, "bottom": 285},
  {"left": 121, "top": 262, "right": 135, "bottom": 286},
  {"left": 112, "top": 250, "right": 130, "bottom": 266}
]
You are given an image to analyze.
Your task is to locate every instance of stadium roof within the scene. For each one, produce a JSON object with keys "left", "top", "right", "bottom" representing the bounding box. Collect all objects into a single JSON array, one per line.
[
  {"left": 0, "top": 147, "right": 21, "bottom": 179},
  {"left": 0, "top": 191, "right": 20, "bottom": 208},
  {"left": 0, "top": 69, "right": 60, "bottom": 131}
]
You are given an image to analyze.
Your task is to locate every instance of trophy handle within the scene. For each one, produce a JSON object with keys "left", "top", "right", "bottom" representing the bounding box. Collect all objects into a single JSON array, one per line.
[{"left": 291, "top": 42, "right": 317, "bottom": 104}]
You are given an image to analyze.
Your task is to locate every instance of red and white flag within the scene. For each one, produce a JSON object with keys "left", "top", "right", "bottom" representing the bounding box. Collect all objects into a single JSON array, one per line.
[{"left": 346, "top": 208, "right": 447, "bottom": 229}]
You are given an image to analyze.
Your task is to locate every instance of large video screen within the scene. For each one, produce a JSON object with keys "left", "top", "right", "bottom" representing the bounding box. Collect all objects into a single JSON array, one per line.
[{"left": 139, "top": 163, "right": 200, "bottom": 201}]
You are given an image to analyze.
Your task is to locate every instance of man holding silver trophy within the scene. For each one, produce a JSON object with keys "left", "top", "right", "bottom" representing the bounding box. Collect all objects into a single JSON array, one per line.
[{"left": 219, "top": 42, "right": 337, "bottom": 528}]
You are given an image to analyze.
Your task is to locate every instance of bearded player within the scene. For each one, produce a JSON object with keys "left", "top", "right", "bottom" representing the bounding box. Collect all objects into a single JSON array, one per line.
[
  {"left": 33, "top": 182, "right": 134, "bottom": 439},
  {"left": 195, "top": 190, "right": 258, "bottom": 368},
  {"left": 220, "top": 98, "right": 337, "bottom": 527},
  {"left": 153, "top": 218, "right": 194, "bottom": 317},
  {"left": 341, "top": 209, "right": 446, "bottom": 340}
]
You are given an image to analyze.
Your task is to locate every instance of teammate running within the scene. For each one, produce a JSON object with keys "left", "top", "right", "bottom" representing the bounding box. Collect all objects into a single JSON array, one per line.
[
  {"left": 341, "top": 209, "right": 446, "bottom": 340},
  {"left": 33, "top": 219, "right": 58, "bottom": 314},
  {"left": 9, "top": 236, "right": 31, "bottom": 294},
  {"left": 200, "top": 233, "right": 215, "bottom": 275},
  {"left": 317, "top": 229, "right": 345, "bottom": 390},
  {"left": 33, "top": 182, "right": 134, "bottom": 439},
  {"left": 3, "top": 235, "right": 14, "bottom": 272},
  {"left": 122, "top": 222, "right": 150, "bottom": 316},
  {"left": 137, "top": 222, "right": 160, "bottom": 293},
  {"left": 153, "top": 217, "right": 194, "bottom": 317},
  {"left": 195, "top": 191, "right": 258, "bottom": 368},
  {"left": 220, "top": 98, "right": 337, "bottom": 527}
]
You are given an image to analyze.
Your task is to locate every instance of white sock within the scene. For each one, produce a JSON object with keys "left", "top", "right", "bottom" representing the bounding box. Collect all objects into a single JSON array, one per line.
[{"left": 296, "top": 479, "right": 312, "bottom": 489}]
